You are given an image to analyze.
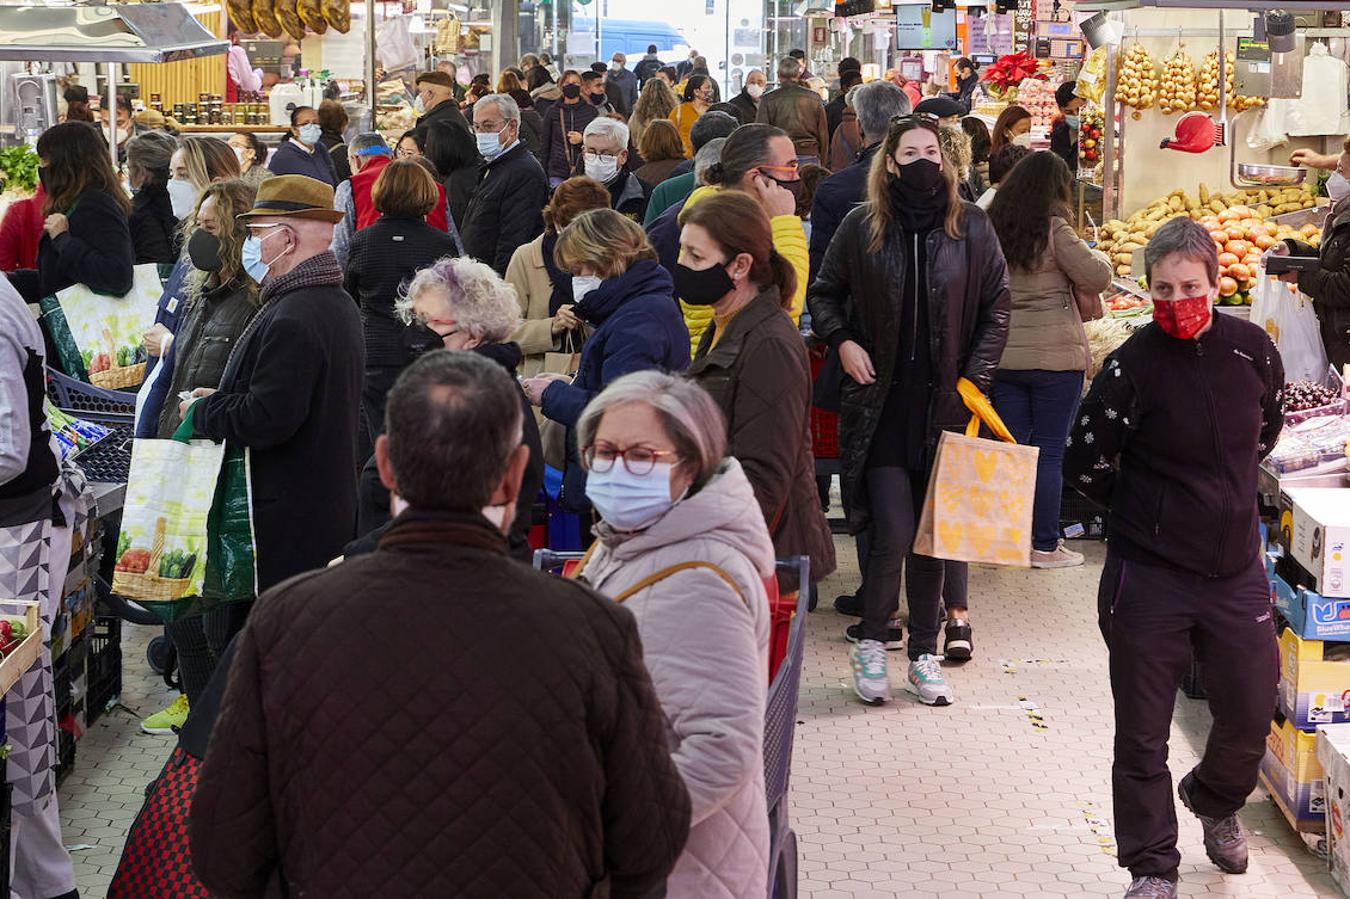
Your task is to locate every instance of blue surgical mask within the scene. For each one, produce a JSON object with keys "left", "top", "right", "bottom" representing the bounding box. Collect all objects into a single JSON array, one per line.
[
  {"left": 1065, "top": 114, "right": 1081, "bottom": 130},
  {"left": 298, "top": 122, "right": 323, "bottom": 146},
  {"left": 241, "top": 228, "right": 285, "bottom": 283},
  {"left": 477, "top": 129, "right": 505, "bottom": 160},
  {"left": 1329, "top": 172, "right": 1350, "bottom": 202},
  {"left": 586, "top": 461, "right": 680, "bottom": 532}
]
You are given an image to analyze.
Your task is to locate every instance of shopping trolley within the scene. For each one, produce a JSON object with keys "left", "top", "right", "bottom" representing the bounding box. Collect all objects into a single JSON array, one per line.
[{"left": 532, "top": 550, "right": 811, "bottom": 899}]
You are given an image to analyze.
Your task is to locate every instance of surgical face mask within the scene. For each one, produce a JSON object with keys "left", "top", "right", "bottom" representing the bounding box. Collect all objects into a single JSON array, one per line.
[
  {"left": 481, "top": 502, "right": 514, "bottom": 533},
  {"left": 572, "top": 274, "right": 603, "bottom": 302},
  {"left": 1152, "top": 294, "right": 1212, "bottom": 340},
  {"left": 1012, "top": 132, "right": 1033, "bottom": 148},
  {"left": 413, "top": 95, "right": 427, "bottom": 115},
  {"left": 1328, "top": 172, "right": 1350, "bottom": 202},
  {"left": 746, "top": 83, "right": 764, "bottom": 100},
  {"left": 1065, "top": 114, "right": 1081, "bottom": 130},
  {"left": 167, "top": 178, "right": 198, "bottom": 220},
  {"left": 241, "top": 227, "right": 287, "bottom": 283},
  {"left": 232, "top": 146, "right": 248, "bottom": 166},
  {"left": 476, "top": 127, "right": 506, "bottom": 160},
  {"left": 610, "top": 60, "right": 623, "bottom": 72},
  {"left": 297, "top": 122, "right": 323, "bottom": 146},
  {"left": 584, "top": 152, "right": 619, "bottom": 183},
  {"left": 585, "top": 461, "right": 678, "bottom": 532}
]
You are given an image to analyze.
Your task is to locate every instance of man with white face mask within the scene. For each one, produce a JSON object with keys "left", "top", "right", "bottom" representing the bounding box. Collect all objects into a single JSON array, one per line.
[
  {"left": 178, "top": 175, "right": 363, "bottom": 595},
  {"left": 461, "top": 93, "right": 549, "bottom": 275},
  {"left": 581, "top": 117, "right": 648, "bottom": 223}
]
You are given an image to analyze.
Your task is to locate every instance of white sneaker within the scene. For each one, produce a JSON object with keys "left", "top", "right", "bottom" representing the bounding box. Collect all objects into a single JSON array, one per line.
[
  {"left": 906, "top": 654, "right": 954, "bottom": 706},
  {"left": 850, "top": 640, "right": 891, "bottom": 704},
  {"left": 1031, "top": 540, "right": 1085, "bottom": 569}
]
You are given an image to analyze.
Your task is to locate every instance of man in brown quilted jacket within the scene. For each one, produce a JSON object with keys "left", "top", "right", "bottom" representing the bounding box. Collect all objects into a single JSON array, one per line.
[
  {"left": 756, "top": 56, "right": 829, "bottom": 166},
  {"left": 190, "top": 350, "right": 691, "bottom": 898}
]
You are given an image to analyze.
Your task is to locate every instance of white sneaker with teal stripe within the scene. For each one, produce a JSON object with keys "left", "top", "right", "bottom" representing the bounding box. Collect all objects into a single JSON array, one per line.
[
  {"left": 850, "top": 639, "right": 891, "bottom": 704},
  {"left": 906, "top": 654, "right": 954, "bottom": 706}
]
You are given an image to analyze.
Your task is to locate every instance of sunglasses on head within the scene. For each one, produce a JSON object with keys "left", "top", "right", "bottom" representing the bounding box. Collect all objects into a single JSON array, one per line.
[{"left": 889, "top": 112, "right": 941, "bottom": 132}]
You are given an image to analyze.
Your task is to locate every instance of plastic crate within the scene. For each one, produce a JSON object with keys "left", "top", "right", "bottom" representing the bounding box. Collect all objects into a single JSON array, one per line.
[
  {"left": 45, "top": 368, "right": 137, "bottom": 419},
  {"left": 86, "top": 616, "right": 122, "bottom": 724},
  {"left": 70, "top": 423, "right": 134, "bottom": 485},
  {"left": 54, "top": 720, "right": 75, "bottom": 787},
  {"left": 52, "top": 647, "right": 71, "bottom": 714}
]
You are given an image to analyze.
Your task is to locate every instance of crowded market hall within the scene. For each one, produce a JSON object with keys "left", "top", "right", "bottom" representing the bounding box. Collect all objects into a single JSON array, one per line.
[{"left": 3, "top": 0, "right": 1350, "bottom": 895}]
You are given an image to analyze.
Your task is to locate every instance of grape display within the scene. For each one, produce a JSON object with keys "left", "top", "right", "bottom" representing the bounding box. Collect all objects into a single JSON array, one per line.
[{"left": 1283, "top": 380, "right": 1340, "bottom": 413}]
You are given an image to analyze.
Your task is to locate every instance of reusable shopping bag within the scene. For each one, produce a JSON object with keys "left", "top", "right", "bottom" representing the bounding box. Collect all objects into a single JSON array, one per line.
[
  {"left": 200, "top": 444, "right": 259, "bottom": 605},
  {"left": 112, "top": 406, "right": 225, "bottom": 617},
  {"left": 36, "top": 295, "right": 89, "bottom": 381},
  {"left": 539, "top": 331, "right": 583, "bottom": 469},
  {"left": 913, "top": 379, "right": 1039, "bottom": 567},
  {"left": 52, "top": 263, "right": 164, "bottom": 389},
  {"left": 1249, "top": 274, "right": 1329, "bottom": 383}
]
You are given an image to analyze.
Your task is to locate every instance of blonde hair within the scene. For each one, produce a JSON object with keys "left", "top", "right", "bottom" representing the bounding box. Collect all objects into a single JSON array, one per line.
[
  {"left": 938, "top": 124, "right": 973, "bottom": 179},
  {"left": 181, "top": 178, "right": 261, "bottom": 302},
  {"left": 180, "top": 135, "right": 241, "bottom": 191},
  {"left": 865, "top": 119, "right": 964, "bottom": 253},
  {"left": 554, "top": 208, "right": 656, "bottom": 279}
]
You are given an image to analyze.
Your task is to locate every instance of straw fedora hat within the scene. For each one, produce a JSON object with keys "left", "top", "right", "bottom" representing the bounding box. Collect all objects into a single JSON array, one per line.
[{"left": 237, "top": 174, "right": 345, "bottom": 223}]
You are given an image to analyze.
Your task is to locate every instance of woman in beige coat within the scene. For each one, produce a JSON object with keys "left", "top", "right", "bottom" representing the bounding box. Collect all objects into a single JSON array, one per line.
[
  {"left": 577, "top": 371, "right": 774, "bottom": 899},
  {"left": 504, "top": 176, "right": 611, "bottom": 377},
  {"left": 988, "top": 151, "right": 1113, "bottom": 570}
]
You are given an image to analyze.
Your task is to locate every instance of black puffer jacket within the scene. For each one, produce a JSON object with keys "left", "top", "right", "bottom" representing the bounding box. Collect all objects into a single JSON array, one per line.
[
  {"left": 1288, "top": 202, "right": 1350, "bottom": 371},
  {"left": 155, "top": 278, "right": 259, "bottom": 438},
  {"left": 807, "top": 202, "right": 1011, "bottom": 532}
]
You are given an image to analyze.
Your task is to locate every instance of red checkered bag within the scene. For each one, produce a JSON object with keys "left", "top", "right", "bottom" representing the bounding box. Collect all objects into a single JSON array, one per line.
[{"left": 108, "top": 746, "right": 209, "bottom": 898}]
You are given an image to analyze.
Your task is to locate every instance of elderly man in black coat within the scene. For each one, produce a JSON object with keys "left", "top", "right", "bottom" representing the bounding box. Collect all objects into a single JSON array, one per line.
[
  {"left": 181, "top": 175, "right": 364, "bottom": 593},
  {"left": 462, "top": 93, "right": 550, "bottom": 275}
]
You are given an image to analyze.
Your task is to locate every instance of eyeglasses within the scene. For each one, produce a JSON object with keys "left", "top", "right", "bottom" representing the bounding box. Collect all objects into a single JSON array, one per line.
[
  {"left": 473, "top": 121, "right": 508, "bottom": 134},
  {"left": 583, "top": 444, "right": 679, "bottom": 475},
  {"left": 758, "top": 161, "right": 800, "bottom": 181},
  {"left": 584, "top": 149, "right": 622, "bottom": 160},
  {"left": 889, "top": 112, "right": 940, "bottom": 131}
]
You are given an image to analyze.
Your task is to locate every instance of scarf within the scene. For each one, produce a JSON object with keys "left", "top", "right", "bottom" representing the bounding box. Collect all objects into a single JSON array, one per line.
[
  {"left": 260, "top": 249, "right": 344, "bottom": 306},
  {"left": 889, "top": 178, "right": 949, "bottom": 235},
  {"left": 541, "top": 232, "right": 574, "bottom": 314}
]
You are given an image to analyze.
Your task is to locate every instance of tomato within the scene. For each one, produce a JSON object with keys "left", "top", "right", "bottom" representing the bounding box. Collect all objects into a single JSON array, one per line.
[
  {"left": 1218, "top": 276, "right": 1239, "bottom": 296},
  {"left": 1225, "top": 240, "right": 1251, "bottom": 258},
  {"left": 1228, "top": 263, "right": 1251, "bottom": 281},
  {"left": 1254, "top": 234, "right": 1276, "bottom": 250},
  {"left": 1211, "top": 229, "right": 1229, "bottom": 244},
  {"left": 1217, "top": 252, "right": 1239, "bottom": 268}
]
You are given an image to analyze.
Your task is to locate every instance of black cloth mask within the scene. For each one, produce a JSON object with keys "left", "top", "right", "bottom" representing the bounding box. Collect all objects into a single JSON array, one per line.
[
  {"left": 673, "top": 262, "right": 735, "bottom": 306},
  {"left": 561, "top": 84, "right": 582, "bottom": 100},
  {"left": 187, "top": 228, "right": 223, "bottom": 273}
]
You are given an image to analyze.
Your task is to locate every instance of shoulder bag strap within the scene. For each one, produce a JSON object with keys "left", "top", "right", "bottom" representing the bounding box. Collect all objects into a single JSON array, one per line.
[{"left": 613, "top": 561, "right": 748, "bottom": 608}]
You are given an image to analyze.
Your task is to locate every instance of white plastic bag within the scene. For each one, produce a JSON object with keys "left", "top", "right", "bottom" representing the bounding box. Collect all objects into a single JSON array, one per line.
[
  {"left": 1250, "top": 274, "right": 1329, "bottom": 382},
  {"left": 133, "top": 334, "right": 172, "bottom": 435}
]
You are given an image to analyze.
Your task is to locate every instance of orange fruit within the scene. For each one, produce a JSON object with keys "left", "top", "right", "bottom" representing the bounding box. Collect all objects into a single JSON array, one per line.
[
  {"left": 1226, "top": 240, "right": 1251, "bottom": 257},
  {"left": 1228, "top": 263, "right": 1251, "bottom": 281},
  {"left": 1219, "top": 276, "right": 1238, "bottom": 296},
  {"left": 1217, "top": 252, "right": 1239, "bottom": 268}
]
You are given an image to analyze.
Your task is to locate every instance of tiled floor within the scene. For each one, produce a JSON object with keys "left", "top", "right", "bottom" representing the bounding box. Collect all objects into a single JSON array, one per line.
[{"left": 57, "top": 539, "right": 1341, "bottom": 898}]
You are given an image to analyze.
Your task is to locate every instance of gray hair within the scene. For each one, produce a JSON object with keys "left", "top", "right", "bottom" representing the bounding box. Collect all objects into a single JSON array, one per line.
[
  {"left": 473, "top": 93, "right": 521, "bottom": 124},
  {"left": 384, "top": 350, "right": 524, "bottom": 512},
  {"left": 349, "top": 131, "right": 391, "bottom": 156},
  {"left": 576, "top": 371, "right": 727, "bottom": 488},
  {"left": 398, "top": 256, "right": 520, "bottom": 342},
  {"left": 851, "top": 81, "right": 910, "bottom": 144},
  {"left": 583, "top": 116, "right": 629, "bottom": 150},
  {"left": 778, "top": 56, "right": 802, "bottom": 82},
  {"left": 1144, "top": 217, "right": 1220, "bottom": 287},
  {"left": 694, "top": 137, "right": 727, "bottom": 184},
  {"left": 125, "top": 130, "right": 178, "bottom": 186},
  {"left": 688, "top": 110, "right": 738, "bottom": 154}
]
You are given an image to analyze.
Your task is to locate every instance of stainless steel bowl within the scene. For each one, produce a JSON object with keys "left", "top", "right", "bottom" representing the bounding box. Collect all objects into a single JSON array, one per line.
[{"left": 1235, "top": 162, "right": 1307, "bottom": 187}]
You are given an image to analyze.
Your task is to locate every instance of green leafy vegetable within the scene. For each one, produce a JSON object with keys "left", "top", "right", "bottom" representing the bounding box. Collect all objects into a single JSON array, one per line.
[{"left": 0, "top": 146, "right": 40, "bottom": 193}]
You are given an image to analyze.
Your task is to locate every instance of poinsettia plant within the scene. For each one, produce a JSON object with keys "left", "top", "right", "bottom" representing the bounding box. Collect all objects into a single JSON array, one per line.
[{"left": 980, "top": 51, "right": 1051, "bottom": 100}]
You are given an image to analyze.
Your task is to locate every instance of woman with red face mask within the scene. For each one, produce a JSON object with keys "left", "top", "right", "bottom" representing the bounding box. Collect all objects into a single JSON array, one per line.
[{"left": 1063, "top": 216, "right": 1285, "bottom": 899}]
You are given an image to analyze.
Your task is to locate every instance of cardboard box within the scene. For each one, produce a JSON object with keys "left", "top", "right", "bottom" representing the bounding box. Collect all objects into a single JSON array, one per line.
[
  {"left": 1272, "top": 561, "right": 1350, "bottom": 642},
  {"left": 1289, "top": 488, "right": 1350, "bottom": 599},
  {"left": 1279, "top": 629, "right": 1350, "bottom": 730},
  {"left": 1316, "top": 725, "right": 1350, "bottom": 891},
  {"left": 1261, "top": 718, "right": 1326, "bottom": 832}
]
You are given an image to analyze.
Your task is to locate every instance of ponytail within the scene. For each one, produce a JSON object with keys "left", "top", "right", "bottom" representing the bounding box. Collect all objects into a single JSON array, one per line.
[{"left": 767, "top": 248, "right": 796, "bottom": 309}]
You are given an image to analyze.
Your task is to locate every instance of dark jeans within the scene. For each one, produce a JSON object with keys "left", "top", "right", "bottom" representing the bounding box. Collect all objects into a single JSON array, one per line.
[
  {"left": 992, "top": 369, "right": 1084, "bottom": 552},
  {"left": 1097, "top": 552, "right": 1276, "bottom": 881},
  {"left": 360, "top": 363, "right": 403, "bottom": 466},
  {"left": 165, "top": 602, "right": 253, "bottom": 704},
  {"left": 855, "top": 530, "right": 968, "bottom": 610},
  {"left": 860, "top": 466, "right": 945, "bottom": 659}
]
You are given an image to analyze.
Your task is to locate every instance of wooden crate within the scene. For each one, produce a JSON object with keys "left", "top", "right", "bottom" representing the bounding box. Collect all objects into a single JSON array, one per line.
[{"left": 0, "top": 602, "right": 42, "bottom": 696}]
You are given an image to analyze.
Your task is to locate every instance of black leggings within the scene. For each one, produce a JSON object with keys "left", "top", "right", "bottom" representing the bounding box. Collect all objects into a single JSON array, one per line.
[
  {"left": 165, "top": 603, "right": 251, "bottom": 704},
  {"left": 860, "top": 466, "right": 945, "bottom": 659}
]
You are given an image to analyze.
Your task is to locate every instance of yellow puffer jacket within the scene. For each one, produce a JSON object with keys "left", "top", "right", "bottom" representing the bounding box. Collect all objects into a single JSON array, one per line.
[{"left": 678, "top": 186, "right": 807, "bottom": 355}]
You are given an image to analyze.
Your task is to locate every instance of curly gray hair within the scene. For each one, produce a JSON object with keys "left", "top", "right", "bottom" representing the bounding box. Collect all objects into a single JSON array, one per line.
[{"left": 397, "top": 256, "right": 521, "bottom": 343}]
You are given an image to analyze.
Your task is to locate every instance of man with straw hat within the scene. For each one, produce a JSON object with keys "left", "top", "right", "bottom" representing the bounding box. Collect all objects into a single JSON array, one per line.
[{"left": 180, "top": 175, "right": 363, "bottom": 607}]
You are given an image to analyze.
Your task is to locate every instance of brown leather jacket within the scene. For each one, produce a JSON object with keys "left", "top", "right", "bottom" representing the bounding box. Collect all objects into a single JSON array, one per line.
[
  {"left": 689, "top": 288, "right": 836, "bottom": 585},
  {"left": 191, "top": 511, "right": 691, "bottom": 898},
  {"left": 756, "top": 82, "right": 830, "bottom": 159}
]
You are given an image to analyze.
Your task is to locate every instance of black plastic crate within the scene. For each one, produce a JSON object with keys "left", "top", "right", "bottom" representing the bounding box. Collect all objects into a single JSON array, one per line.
[
  {"left": 1060, "top": 491, "right": 1108, "bottom": 541},
  {"left": 52, "top": 648, "right": 70, "bottom": 714},
  {"left": 54, "top": 724, "right": 75, "bottom": 787},
  {"left": 45, "top": 369, "right": 136, "bottom": 418},
  {"left": 86, "top": 617, "right": 122, "bottom": 725}
]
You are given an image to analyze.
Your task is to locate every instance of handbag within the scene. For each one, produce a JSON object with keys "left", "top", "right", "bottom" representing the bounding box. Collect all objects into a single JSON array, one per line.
[
  {"left": 539, "top": 330, "right": 583, "bottom": 469},
  {"left": 1047, "top": 224, "right": 1105, "bottom": 322},
  {"left": 201, "top": 444, "right": 259, "bottom": 605},
  {"left": 107, "top": 747, "right": 209, "bottom": 899},
  {"left": 913, "top": 378, "right": 1039, "bottom": 567}
]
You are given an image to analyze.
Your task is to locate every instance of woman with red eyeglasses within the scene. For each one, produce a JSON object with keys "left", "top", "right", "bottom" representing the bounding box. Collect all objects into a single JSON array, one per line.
[{"left": 808, "top": 112, "right": 1011, "bottom": 708}]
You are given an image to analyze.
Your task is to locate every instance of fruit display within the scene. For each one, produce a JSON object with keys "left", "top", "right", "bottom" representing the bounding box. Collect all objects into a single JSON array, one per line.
[
  {"left": 1283, "top": 379, "right": 1341, "bottom": 414},
  {"left": 1104, "top": 292, "right": 1151, "bottom": 317},
  {"left": 1017, "top": 79, "right": 1058, "bottom": 129},
  {"left": 1117, "top": 43, "right": 1160, "bottom": 115},
  {"left": 1159, "top": 48, "right": 1198, "bottom": 115},
  {"left": 1078, "top": 105, "right": 1104, "bottom": 166},
  {"left": 1095, "top": 182, "right": 1322, "bottom": 303},
  {"left": 1196, "top": 50, "right": 1232, "bottom": 111}
]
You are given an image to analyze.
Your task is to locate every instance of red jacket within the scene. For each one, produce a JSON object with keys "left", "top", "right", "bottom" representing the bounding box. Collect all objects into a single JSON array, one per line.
[
  {"left": 351, "top": 155, "right": 450, "bottom": 233},
  {"left": 0, "top": 186, "right": 45, "bottom": 272}
]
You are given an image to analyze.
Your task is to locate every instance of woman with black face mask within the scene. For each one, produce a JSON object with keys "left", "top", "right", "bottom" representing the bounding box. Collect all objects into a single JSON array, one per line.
[
  {"left": 133, "top": 178, "right": 262, "bottom": 739},
  {"left": 808, "top": 112, "right": 1011, "bottom": 709},
  {"left": 680, "top": 190, "right": 835, "bottom": 593}
]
